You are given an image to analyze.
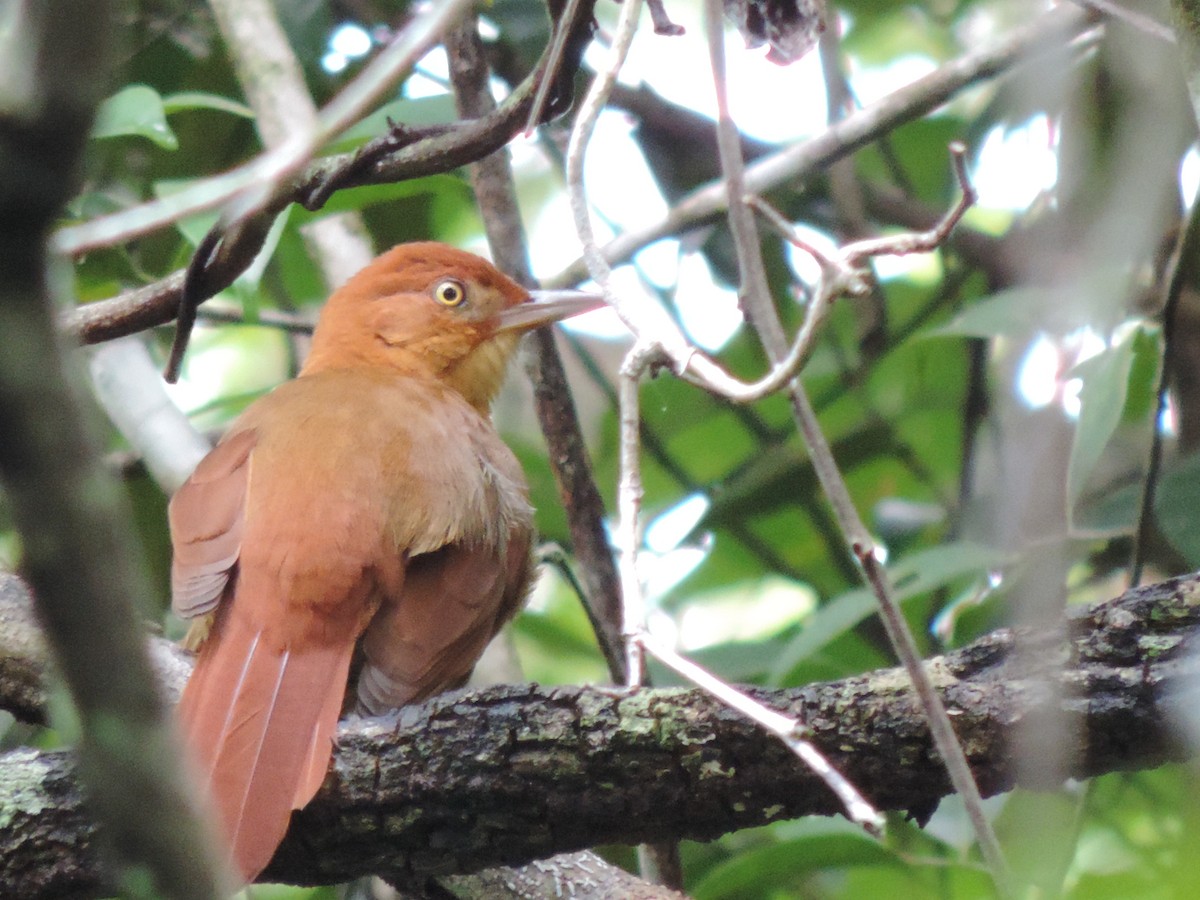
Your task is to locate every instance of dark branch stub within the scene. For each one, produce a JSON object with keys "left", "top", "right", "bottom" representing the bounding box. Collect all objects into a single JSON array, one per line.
[
  {"left": 724, "top": 0, "right": 826, "bottom": 64},
  {"left": 301, "top": 119, "right": 456, "bottom": 211},
  {"left": 525, "top": 0, "right": 600, "bottom": 132},
  {"left": 164, "top": 227, "right": 223, "bottom": 383},
  {"left": 647, "top": 0, "right": 686, "bottom": 36}
]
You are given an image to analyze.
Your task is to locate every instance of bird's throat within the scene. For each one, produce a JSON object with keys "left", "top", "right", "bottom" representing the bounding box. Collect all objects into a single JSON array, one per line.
[{"left": 445, "top": 331, "right": 521, "bottom": 412}]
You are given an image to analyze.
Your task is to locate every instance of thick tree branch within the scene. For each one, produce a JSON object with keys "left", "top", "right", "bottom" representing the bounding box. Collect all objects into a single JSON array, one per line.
[
  {"left": 0, "top": 4, "right": 228, "bottom": 897},
  {"left": 1, "top": 570, "right": 1197, "bottom": 896}
]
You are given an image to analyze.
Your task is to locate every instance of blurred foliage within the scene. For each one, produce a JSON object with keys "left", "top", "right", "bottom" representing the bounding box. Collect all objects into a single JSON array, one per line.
[{"left": 4, "top": 0, "right": 1200, "bottom": 895}]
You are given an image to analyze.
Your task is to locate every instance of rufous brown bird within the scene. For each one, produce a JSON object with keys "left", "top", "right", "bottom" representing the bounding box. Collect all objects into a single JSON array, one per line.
[{"left": 169, "top": 242, "right": 602, "bottom": 883}]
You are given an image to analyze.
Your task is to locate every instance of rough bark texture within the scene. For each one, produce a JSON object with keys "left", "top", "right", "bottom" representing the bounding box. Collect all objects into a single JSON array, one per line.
[
  {"left": 1, "top": 571, "right": 1198, "bottom": 896},
  {"left": 439, "top": 850, "right": 688, "bottom": 899}
]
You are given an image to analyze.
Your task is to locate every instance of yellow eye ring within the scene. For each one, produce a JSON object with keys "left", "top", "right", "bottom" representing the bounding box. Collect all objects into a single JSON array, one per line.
[{"left": 433, "top": 279, "right": 467, "bottom": 307}]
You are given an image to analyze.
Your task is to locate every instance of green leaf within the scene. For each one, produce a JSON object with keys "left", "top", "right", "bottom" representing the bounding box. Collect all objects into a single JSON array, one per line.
[
  {"left": 1067, "top": 327, "right": 1141, "bottom": 509},
  {"left": 692, "top": 833, "right": 895, "bottom": 899},
  {"left": 1154, "top": 452, "right": 1200, "bottom": 567},
  {"left": 161, "top": 91, "right": 255, "bottom": 119},
  {"left": 92, "top": 85, "right": 178, "bottom": 150},
  {"left": 927, "top": 286, "right": 1061, "bottom": 339},
  {"left": 1122, "top": 325, "right": 1162, "bottom": 423},
  {"left": 769, "top": 542, "right": 1010, "bottom": 685}
]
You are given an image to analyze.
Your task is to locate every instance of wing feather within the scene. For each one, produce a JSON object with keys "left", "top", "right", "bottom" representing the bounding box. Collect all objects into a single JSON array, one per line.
[
  {"left": 356, "top": 418, "right": 535, "bottom": 715},
  {"left": 356, "top": 524, "right": 532, "bottom": 715},
  {"left": 169, "top": 429, "right": 255, "bottom": 619}
]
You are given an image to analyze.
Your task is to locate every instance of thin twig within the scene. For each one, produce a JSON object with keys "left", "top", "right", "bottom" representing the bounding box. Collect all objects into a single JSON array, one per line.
[
  {"left": 564, "top": 0, "right": 693, "bottom": 366},
  {"left": 616, "top": 342, "right": 660, "bottom": 688},
  {"left": 640, "top": 633, "right": 884, "bottom": 834},
  {"left": 55, "top": 0, "right": 472, "bottom": 256},
  {"left": 699, "top": 0, "right": 1012, "bottom": 884},
  {"left": 196, "top": 304, "right": 315, "bottom": 333},
  {"left": 746, "top": 142, "right": 976, "bottom": 282},
  {"left": 839, "top": 143, "right": 977, "bottom": 263},
  {"left": 1131, "top": 188, "right": 1200, "bottom": 583},
  {"left": 546, "top": 3, "right": 1099, "bottom": 289},
  {"left": 564, "top": 0, "right": 654, "bottom": 688},
  {"left": 775, "top": 195, "right": 1018, "bottom": 897}
]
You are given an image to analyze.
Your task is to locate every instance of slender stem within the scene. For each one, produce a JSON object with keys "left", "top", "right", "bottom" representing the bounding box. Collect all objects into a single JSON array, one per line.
[
  {"left": 54, "top": 0, "right": 471, "bottom": 256},
  {"left": 1131, "top": 185, "right": 1200, "bottom": 584},
  {"left": 641, "top": 633, "right": 883, "bottom": 833},
  {"left": 616, "top": 345, "right": 657, "bottom": 687},
  {"left": 564, "top": 0, "right": 649, "bottom": 687},
  {"left": 545, "top": 4, "right": 1097, "bottom": 289},
  {"left": 701, "top": 0, "right": 1012, "bottom": 889}
]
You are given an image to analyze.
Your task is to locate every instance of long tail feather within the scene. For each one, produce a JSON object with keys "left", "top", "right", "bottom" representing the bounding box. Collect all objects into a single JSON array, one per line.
[{"left": 177, "top": 608, "right": 353, "bottom": 883}]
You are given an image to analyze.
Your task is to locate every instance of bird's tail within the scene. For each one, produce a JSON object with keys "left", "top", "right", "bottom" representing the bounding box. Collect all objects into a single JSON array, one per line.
[{"left": 176, "top": 606, "right": 351, "bottom": 883}]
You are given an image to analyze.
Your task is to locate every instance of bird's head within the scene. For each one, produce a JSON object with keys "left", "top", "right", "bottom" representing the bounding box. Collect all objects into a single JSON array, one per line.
[{"left": 302, "top": 242, "right": 603, "bottom": 410}]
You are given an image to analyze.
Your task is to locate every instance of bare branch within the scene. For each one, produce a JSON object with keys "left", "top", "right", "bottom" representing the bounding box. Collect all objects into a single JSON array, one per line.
[
  {"left": 615, "top": 341, "right": 664, "bottom": 688},
  {"left": 641, "top": 633, "right": 883, "bottom": 833},
  {"left": 1, "top": 569, "right": 1197, "bottom": 896},
  {"left": 839, "top": 142, "right": 977, "bottom": 264},
  {"left": 546, "top": 3, "right": 1099, "bottom": 289},
  {"left": 55, "top": 0, "right": 471, "bottom": 257},
  {"left": 208, "top": 0, "right": 376, "bottom": 288},
  {"left": 61, "top": 0, "right": 598, "bottom": 349}
]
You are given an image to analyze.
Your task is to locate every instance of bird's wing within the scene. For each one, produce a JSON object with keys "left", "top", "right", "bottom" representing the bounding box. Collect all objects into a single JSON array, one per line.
[
  {"left": 356, "top": 522, "right": 533, "bottom": 715},
  {"left": 172, "top": 405, "right": 381, "bottom": 883},
  {"left": 168, "top": 429, "right": 256, "bottom": 619},
  {"left": 176, "top": 466, "right": 382, "bottom": 882},
  {"left": 354, "top": 401, "right": 535, "bottom": 716}
]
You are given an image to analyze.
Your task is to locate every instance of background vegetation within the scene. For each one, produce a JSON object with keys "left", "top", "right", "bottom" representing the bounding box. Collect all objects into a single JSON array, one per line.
[{"left": 4, "top": 0, "right": 1200, "bottom": 896}]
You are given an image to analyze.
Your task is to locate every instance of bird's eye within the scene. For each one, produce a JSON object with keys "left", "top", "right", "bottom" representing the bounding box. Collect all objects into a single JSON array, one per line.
[{"left": 433, "top": 279, "right": 466, "bottom": 307}]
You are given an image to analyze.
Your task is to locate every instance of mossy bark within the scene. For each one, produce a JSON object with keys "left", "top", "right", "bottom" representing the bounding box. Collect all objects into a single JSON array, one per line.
[{"left": 1, "top": 572, "right": 1198, "bottom": 895}]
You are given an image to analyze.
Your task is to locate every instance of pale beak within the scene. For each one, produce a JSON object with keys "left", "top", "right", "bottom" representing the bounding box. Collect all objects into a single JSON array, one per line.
[{"left": 495, "top": 289, "right": 607, "bottom": 333}]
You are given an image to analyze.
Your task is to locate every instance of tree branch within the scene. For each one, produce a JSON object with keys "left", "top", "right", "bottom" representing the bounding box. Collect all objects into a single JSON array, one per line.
[
  {"left": 1, "top": 569, "right": 1197, "bottom": 896},
  {"left": 545, "top": 2, "right": 1100, "bottom": 288},
  {"left": 443, "top": 8, "right": 625, "bottom": 684},
  {"left": 60, "top": 0, "right": 597, "bottom": 348},
  {"left": 0, "top": 4, "right": 228, "bottom": 896}
]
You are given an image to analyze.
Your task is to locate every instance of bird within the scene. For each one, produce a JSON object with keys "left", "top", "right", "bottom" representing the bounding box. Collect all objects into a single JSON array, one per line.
[{"left": 168, "top": 241, "right": 603, "bottom": 883}]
